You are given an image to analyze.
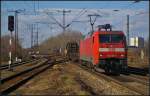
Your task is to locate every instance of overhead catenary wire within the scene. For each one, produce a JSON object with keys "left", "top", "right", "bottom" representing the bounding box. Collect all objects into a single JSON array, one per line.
[
  {"left": 125, "top": 0, "right": 141, "bottom": 9},
  {"left": 66, "top": 8, "right": 87, "bottom": 27},
  {"left": 45, "top": 9, "right": 88, "bottom": 32},
  {"left": 35, "top": 21, "right": 56, "bottom": 37},
  {"left": 45, "top": 11, "right": 64, "bottom": 29}
]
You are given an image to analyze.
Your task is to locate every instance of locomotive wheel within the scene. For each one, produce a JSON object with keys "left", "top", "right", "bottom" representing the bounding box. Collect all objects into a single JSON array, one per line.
[
  {"left": 122, "top": 67, "right": 130, "bottom": 75},
  {"left": 88, "top": 62, "right": 94, "bottom": 69},
  {"left": 80, "top": 60, "right": 86, "bottom": 66},
  {"left": 90, "top": 63, "right": 94, "bottom": 71},
  {"left": 112, "top": 65, "right": 120, "bottom": 75},
  {"left": 112, "top": 70, "right": 120, "bottom": 75},
  {"left": 104, "top": 67, "right": 110, "bottom": 74},
  {"left": 80, "top": 60, "right": 83, "bottom": 65}
]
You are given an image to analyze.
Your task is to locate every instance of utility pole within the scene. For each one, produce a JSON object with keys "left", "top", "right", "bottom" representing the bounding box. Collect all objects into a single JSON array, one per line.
[
  {"left": 31, "top": 24, "right": 34, "bottom": 54},
  {"left": 30, "top": 23, "right": 39, "bottom": 54},
  {"left": 36, "top": 24, "right": 39, "bottom": 49},
  {"left": 63, "top": 9, "right": 65, "bottom": 32},
  {"left": 33, "top": 24, "right": 38, "bottom": 52},
  {"left": 15, "top": 11, "right": 18, "bottom": 61},
  {"left": 8, "top": 9, "right": 25, "bottom": 62},
  {"left": 36, "top": 31, "right": 38, "bottom": 50},
  {"left": 36, "top": 24, "right": 39, "bottom": 54},
  {"left": 57, "top": 9, "right": 71, "bottom": 32},
  {"left": 33, "top": 24, "right": 36, "bottom": 51},
  {"left": 127, "top": 14, "right": 129, "bottom": 46}
]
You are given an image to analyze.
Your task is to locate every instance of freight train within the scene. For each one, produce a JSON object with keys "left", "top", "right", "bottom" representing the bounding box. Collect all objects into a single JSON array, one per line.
[{"left": 79, "top": 24, "right": 128, "bottom": 74}]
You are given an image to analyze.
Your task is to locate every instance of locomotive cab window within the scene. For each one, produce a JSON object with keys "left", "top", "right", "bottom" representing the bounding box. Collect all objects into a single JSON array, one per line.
[{"left": 99, "top": 34, "right": 124, "bottom": 43}]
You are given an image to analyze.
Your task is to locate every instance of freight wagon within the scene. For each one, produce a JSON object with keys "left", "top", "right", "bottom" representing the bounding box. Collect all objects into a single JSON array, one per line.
[{"left": 65, "top": 41, "right": 79, "bottom": 62}]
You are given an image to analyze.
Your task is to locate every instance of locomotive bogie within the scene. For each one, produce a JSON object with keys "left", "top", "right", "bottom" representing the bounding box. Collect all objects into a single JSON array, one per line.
[{"left": 98, "top": 58, "right": 128, "bottom": 74}]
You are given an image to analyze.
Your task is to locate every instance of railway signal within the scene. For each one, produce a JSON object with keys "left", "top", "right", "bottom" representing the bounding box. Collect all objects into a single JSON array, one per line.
[
  {"left": 8, "top": 16, "right": 14, "bottom": 31},
  {"left": 8, "top": 9, "right": 25, "bottom": 62}
]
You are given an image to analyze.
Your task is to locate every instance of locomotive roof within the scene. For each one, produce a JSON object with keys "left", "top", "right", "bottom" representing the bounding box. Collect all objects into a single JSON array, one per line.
[
  {"left": 83, "top": 30, "right": 125, "bottom": 40},
  {"left": 95, "top": 31, "right": 125, "bottom": 34}
]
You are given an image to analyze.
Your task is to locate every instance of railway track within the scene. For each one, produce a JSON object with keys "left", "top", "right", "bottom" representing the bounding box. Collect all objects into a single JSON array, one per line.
[
  {"left": 129, "top": 74, "right": 149, "bottom": 81},
  {"left": 0, "top": 59, "right": 48, "bottom": 95},
  {"left": 128, "top": 66, "right": 149, "bottom": 75},
  {"left": 74, "top": 62, "right": 149, "bottom": 95},
  {"left": 108, "top": 74, "right": 149, "bottom": 95},
  {"left": 0, "top": 59, "right": 37, "bottom": 70},
  {"left": 120, "top": 74, "right": 149, "bottom": 86},
  {"left": 0, "top": 56, "right": 68, "bottom": 95}
]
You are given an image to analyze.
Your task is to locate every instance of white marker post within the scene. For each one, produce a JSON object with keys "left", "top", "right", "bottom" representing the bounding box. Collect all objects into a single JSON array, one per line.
[{"left": 8, "top": 31, "right": 13, "bottom": 71}]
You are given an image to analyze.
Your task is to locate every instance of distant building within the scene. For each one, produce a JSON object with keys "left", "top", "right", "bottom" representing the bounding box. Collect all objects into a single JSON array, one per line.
[{"left": 129, "top": 37, "right": 144, "bottom": 48}]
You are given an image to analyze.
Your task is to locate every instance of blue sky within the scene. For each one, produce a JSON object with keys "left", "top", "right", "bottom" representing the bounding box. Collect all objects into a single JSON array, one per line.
[
  {"left": 1, "top": 1, "right": 149, "bottom": 10},
  {"left": 1, "top": 1, "right": 149, "bottom": 48}
]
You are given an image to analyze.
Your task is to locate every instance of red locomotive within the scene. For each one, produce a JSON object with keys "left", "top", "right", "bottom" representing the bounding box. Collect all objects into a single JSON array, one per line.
[{"left": 80, "top": 24, "right": 128, "bottom": 74}]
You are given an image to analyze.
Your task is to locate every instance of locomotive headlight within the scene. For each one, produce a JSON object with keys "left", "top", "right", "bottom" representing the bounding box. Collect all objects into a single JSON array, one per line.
[
  {"left": 100, "top": 54, "right": 103, "bottom": 57},
  {"left": 121, "top": 54, "right": 124, "bottom": 57}
]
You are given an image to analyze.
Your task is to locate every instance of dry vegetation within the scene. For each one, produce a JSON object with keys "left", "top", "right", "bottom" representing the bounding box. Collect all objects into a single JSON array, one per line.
[
  {"left": 38, "top": 30, "right": 82, "bottom": 54},
  {"left": 128, "top": 38, "right": 149, "bottom": 68},
  {"left": 128, "top": 50, "right": 149, "bottom": 68},
  {"left": 1, "top": 30, "right": 82, "bottom": 62},
  {"left": 11, "top": 63, "right": 90, "bottom": 95},
  {"left": 1, "top": 35, "right": 23, "bottom": 61},
  {"left": 11, "top": 62, "right": 146, "bottom": 95}
]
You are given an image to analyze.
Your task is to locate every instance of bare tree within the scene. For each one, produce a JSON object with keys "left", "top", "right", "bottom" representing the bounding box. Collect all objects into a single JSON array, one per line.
[
  {"left": 1, "top": 35, "right": 23, "bottom": 62},
  {"left": 39, "top": 30, "right": 82, "bottom": 54}
]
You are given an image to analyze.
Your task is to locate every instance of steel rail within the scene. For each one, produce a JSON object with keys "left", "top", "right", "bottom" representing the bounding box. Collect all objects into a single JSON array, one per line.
[
  {"left": 73, "top": 62, "right": 149, "bottom": 95},
  {"left": 0, "top": 59, "right": 37, "bottom": 70},
  {"left": 0, "top": 57, "right": 68, "bottom": 95},
  {"left": 120, "top": 74, "right": 149, "bottom": 86},
  {"left": 0, "top": 59, "right": 48, "bottom": 95}
]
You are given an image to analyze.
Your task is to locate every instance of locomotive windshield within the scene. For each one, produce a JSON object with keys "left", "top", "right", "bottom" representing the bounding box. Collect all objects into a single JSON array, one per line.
[{"left": 99, "top": 34, "right": 124, "bottom": 43}]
